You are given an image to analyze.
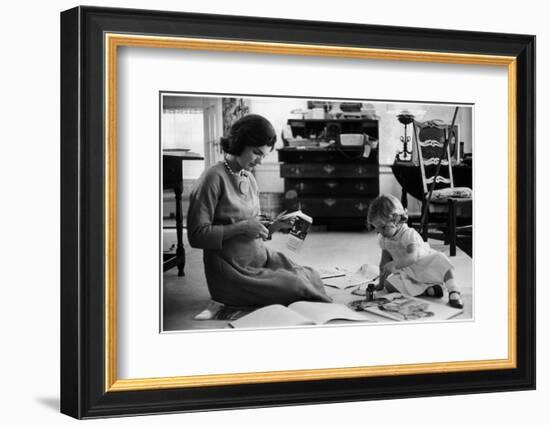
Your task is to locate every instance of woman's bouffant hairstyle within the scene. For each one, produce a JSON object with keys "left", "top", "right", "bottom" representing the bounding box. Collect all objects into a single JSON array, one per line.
[
  {"left": 220, "top": 114, "right": 277, "bottom": 155},
  {"left": 367, "top": 194, "right": 408, "bottom": 228}
]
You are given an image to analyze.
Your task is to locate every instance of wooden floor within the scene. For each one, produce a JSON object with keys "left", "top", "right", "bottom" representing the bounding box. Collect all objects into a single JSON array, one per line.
[{"left": 162, "top": 227, "right": 473, "bottom": 332}]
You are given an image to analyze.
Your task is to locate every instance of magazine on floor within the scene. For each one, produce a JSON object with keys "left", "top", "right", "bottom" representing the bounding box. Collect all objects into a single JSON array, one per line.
[
  {"left": 229, "top": 301, "right": 374, "bottom": 328},
  {"left": 348, "top": 292, "right": 463, "bottom": 321}
]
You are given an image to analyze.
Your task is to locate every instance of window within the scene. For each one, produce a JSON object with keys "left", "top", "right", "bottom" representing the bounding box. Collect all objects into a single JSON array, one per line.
[{"left": 162, "top": 106, "right": 205, "bottom": 179}]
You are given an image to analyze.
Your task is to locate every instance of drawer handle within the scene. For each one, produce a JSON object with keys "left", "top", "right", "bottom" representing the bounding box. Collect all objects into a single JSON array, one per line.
[
  {"left": 323, "top": 165, "right": 336, "bottom": 174},
  {"left": 323, "top": 198, "right": 336, "bottom": 207},
  {"left": 355, "top": 202, "right": 368, "bottom": 211},
  {"left": 290, "top": 167, "right": 301, "bottom": 175},
  {"left": 326, "top": 181, "right": 337, "bottom": 189},
  {"left": 298, "top": 183, "right": 305, "bottom": 191},
  {"left": 356, "top": 183, "right": 366, "bottom": 191},
  {"left": 356, "top": 167, "right": 366, "bottom": 175}
]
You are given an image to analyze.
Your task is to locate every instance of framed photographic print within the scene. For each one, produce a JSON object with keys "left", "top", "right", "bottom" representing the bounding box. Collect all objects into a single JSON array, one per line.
[{"left": 60, "top": 5, "right": 535, "bottom": 419}]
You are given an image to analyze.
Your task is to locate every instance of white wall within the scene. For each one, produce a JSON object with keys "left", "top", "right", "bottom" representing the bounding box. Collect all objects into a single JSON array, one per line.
[
  {"left": 250, "top": 97, "right": 306, "bottom": 192},
  {"left": 1, "top": 1, "right": 545, "bottom": 425},
  {"left": 249, "top": 97, "right": 307, "bottom": 159}
]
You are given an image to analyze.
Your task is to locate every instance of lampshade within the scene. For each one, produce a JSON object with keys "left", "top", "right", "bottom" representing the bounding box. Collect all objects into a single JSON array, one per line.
[{"left": 385, "top": 103, "right": 427, "bottom": 120}]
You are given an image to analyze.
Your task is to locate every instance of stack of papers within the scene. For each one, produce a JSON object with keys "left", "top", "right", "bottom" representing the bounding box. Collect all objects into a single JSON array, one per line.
[{"left": 320, "top": 264, "right": 379, "bottom": 290}]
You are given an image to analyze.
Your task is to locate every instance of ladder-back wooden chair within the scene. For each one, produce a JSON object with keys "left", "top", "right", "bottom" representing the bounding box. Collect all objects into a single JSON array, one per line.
[{"left": 413, "top": 113, "right": 472, "bottom": 256}]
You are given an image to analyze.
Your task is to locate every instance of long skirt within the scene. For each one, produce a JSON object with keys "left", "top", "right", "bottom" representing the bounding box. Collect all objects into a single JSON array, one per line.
[{"left": 203, "top": 237, "right": 330, "bottom": 307}]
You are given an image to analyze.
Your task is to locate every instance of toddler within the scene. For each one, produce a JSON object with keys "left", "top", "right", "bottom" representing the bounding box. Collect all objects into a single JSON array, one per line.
[{"left": 367, "top": 194, "right": 464, "bottom": 309}]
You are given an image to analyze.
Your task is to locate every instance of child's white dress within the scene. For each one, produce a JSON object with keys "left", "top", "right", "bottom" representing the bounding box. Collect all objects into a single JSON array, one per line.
[{"left": 380, "top": 224, "right": 453, "bottom": 296}]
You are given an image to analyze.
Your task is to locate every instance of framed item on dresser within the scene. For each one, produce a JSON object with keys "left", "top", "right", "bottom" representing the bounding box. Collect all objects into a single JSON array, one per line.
[{"left": 60, "top": 6, "right": 535, "bottom": 419}]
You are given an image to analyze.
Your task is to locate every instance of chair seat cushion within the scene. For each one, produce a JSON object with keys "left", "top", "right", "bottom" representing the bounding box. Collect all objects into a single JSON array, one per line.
[{"left": 429, "top": 187, "right": 473, "bottom": 201}]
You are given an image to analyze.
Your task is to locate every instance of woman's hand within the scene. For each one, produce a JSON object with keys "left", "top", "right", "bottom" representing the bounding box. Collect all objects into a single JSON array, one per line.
[
  {"left": 268, "top": 216, "right": 294, "bottom": 233},
  {"left": 238, "top": 217, "right": 270, "bottom": 240}
]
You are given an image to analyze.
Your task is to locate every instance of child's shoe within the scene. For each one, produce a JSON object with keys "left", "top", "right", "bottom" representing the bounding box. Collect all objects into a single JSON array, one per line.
[
  {"left": 423, "top": 284, "right": 444, "bottom": 298},
  {"left": 448, "top": 291, "right": 464, "bottom": 309}
]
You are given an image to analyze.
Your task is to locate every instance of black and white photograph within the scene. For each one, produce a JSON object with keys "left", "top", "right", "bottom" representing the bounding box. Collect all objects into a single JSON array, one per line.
[{"left": 161, "top": 93, "right": 473, "bottom": 331}]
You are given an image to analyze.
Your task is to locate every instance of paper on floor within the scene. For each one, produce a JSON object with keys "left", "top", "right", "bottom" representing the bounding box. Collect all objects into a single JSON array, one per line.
[{"left": 321, "top": 263, "right": 379, "bottom": 290}]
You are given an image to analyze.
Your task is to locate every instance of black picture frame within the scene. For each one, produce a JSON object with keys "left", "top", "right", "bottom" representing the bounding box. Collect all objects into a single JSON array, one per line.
[{"left": 60, "top": 5, "right": 536, "bottom": 419}]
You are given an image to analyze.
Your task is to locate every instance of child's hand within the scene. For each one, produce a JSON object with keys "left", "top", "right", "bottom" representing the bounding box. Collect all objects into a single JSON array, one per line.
[
  {"left": 382, "top": 261, "right": 398, "bottom": 274},
  {"left": 374, "top": 280, "right": 386, "bottom": 291},
  {"left": 378, "top": 269, "right": 392, "bottom": 290}
]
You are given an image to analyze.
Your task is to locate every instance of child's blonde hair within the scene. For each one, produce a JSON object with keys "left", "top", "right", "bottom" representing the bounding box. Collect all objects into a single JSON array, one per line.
[{"left": 367, "top": 194, "right": 408, "bottom": 228}]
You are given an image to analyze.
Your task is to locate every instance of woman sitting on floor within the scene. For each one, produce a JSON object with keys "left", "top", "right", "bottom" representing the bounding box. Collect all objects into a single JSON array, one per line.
[{"left": 187, "top": 114, "right": 331, "bottom": 307}]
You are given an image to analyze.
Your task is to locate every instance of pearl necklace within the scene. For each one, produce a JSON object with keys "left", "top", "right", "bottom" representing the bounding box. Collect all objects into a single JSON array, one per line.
[
  {"left": 223, "top": 159, "right": 245, "bottom": 176},
  {"left": 223, "top": 159, "right": 250, "bottom": 194}
]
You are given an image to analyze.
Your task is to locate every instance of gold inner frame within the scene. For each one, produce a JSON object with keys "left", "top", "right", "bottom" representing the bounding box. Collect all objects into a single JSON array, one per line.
[{"left": 104, "top": 33, "right": 517, "bottom": 392}]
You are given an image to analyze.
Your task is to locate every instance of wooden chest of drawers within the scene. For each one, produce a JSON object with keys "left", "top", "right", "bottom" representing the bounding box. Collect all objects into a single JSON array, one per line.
[{"left": 278, "top": 146, "right": 379, "bottom": 227}]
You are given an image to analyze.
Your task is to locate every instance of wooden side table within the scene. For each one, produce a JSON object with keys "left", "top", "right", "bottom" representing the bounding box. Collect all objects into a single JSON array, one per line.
[{"left": 163, "top": 151, "right": 204, "bottom": 276}]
